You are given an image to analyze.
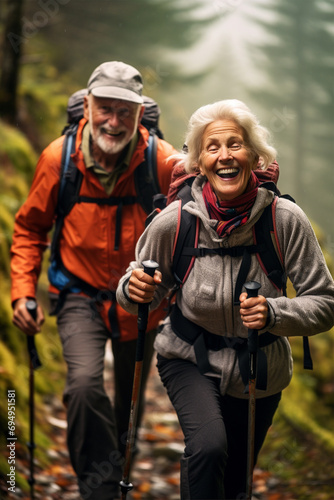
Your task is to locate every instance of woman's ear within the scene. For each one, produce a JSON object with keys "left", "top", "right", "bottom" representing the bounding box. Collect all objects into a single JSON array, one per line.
[
  {"left": 197, "top": 161, "right": 204, "bottom": 176},
  {"left": 251, "top": 154, "right": 260, "bottom": 170}
]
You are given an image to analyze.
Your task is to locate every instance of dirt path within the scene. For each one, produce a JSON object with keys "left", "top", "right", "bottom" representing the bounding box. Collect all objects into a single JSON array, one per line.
[{"left": 2, "top": 347, "right": 295, "bottom": 500}]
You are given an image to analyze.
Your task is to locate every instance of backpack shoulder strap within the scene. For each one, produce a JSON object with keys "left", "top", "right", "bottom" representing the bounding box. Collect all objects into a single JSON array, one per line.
[
  {"left": 58, "top": 126, "right": 83, "bottom": 215},
  {"left": 51, "top": 125, "right": 83, "bottom": 262},
  {"left": 254, "top": 197, "right": 286, "bottom": 293},
  {"left": 259, "top": 180, "right": 281, "bottom": 196},
  {"left": 172, "top": 184, "right": 199, "bottom": 286},
  {"left": 255, "top": 196, "right": 313, "bottom": 370},
  {"left": 134, "top": 132, "right": 161, "bottom": 214}
]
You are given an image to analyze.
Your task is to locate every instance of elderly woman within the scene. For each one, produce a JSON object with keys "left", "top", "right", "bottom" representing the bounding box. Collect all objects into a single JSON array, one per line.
[{"left": 116, "top": 99, "right": 334, "bottom": 499}]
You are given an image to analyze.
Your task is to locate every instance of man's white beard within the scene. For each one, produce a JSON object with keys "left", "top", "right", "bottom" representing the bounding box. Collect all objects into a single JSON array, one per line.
[
  {"left": 89, "top": 107, "right": 134, "bottom": 156},
  {"left": 94, "top": 131, "right": 130, "bottom": 155}
]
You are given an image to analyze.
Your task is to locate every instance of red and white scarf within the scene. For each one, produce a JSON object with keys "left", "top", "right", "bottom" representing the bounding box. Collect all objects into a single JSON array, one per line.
[{"left": 202, "top": 171, "right": 260, "bottom": 238}]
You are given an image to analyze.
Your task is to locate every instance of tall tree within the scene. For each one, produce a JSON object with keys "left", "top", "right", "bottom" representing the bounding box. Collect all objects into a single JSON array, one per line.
[
  {"left": 247, "top": 0, "right": 334, "bottom": 213},
  {"left": 0, "top": 0, "right": 24, "bottom": 123}
]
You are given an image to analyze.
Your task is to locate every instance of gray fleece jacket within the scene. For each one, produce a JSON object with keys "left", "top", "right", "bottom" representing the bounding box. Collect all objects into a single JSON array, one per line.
[{"left": 116, "top": 175, "right": 334, "bottom": 399}]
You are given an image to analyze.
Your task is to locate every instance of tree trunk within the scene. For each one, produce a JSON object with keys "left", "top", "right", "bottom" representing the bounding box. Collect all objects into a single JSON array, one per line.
[{"left": 0, "top": 0, "right": 24, "bottom": 124}]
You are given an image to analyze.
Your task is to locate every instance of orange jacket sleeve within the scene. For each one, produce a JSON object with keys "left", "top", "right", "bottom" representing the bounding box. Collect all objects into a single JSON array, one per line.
[{"left": 10, "top": 137, "right": 64, "bottom": 303}]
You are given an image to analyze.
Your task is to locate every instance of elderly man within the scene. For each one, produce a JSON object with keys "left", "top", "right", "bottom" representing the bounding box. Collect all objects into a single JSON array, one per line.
[{"left": 11, "top": 61, "right": 175, "bottom": 499}]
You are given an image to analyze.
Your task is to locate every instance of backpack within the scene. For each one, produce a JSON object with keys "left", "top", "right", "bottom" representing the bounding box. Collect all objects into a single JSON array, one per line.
[
  {"left": 48, "top": 92, "right": 165, "bottom": 326},
  {"left": 150, "top": 175, "right": 313, "bottom": 385},
  {"left": 52, "top": 92, "right": 163, "bottom": 258},
  {"left": 173, "top": 179, "right": 288, "bottom": 292}
]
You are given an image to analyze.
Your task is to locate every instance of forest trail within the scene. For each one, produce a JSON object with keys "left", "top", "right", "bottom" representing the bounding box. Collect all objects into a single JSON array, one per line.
[{"left": 1, "top": 345, "right": 299, "bottom": 500}]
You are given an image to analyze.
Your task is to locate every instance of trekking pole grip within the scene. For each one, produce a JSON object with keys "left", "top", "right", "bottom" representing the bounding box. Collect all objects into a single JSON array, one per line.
[
  {"left": 137, "top": 260, "right": 159, "bottom": 361},
  {"left": 243, "top": 281, "right": 261, "bottom": 372},
  {"left": 243, "top": 280, "right": 261, "bottom": 298},
  {"left": 26, "top": 300, "right": 42, "bottom": 370}
]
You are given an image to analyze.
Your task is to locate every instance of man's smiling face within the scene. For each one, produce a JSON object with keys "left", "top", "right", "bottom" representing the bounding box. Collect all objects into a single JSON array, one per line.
[
  {"left": 84, "top": 95, "right": 144, "bottom": 157},
  {"left": 199, "top": 119, "right": 258, "bottom": 201}
]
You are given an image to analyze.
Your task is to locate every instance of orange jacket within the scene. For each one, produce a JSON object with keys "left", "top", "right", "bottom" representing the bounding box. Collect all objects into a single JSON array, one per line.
[{"left": 11, "top": 119, "right": 176, "bottom": 341}]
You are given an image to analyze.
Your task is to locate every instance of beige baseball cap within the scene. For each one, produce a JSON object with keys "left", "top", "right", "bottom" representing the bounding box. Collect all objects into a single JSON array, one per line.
[{"left": 87, "top": 61, "right": 144, "bottom": 104}]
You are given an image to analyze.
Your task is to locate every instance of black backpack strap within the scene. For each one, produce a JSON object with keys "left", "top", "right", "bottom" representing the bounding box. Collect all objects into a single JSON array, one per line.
[
  {"left": 233, "top": 248, "right": 252, "bottom": 306},
  {"left": 254, "top": 199, "right": 287, "bottom": 294},
  {"left": 259, "top": 180, "right": 281, "bottom": 196},
  {"left": 303, "top": 336, "right": 313, "bottom": 370},
  {"left": 172, "top": 183, "right": 264, "bottom": 293},
  {"left": 255, "top": 196, "right": 312, "bottom": 370},
  {"left": 134, "top": 132, "right": 161, "bottom": 214},
  {"left": 170, "top": 303, "right": 278, "bottom": 390},
  {"left": 147, "top": 133, "right": 160, "bottom": 192},
  {"left": 172, "top": 184, "right": 199, "bottom": 286}
]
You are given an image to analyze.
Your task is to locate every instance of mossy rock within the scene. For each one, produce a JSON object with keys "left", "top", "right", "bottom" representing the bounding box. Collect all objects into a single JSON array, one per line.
[{"left": 0, "top": 121, "right": 38, "bottom": 178}]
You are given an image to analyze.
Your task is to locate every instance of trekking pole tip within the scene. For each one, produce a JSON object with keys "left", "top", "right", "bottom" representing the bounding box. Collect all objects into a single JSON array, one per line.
[{"left": 120, "top": 480, "right": 134, "bottom": 498}]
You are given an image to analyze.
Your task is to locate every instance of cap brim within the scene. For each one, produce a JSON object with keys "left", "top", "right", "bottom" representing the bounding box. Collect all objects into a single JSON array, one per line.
[{"left": 90, "top": 86, "right": 143, "bottom": 104}]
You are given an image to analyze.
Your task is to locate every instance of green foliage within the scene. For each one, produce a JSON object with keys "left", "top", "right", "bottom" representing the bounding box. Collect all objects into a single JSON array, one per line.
[
  {"left": 0, "top": 120, "right": 37, "bottom": 278},
  {"left": 0, "top": 203, "right": 14, "bottom": 274},
  {"left": 0, "top": 61, "right": 67, "bottom": 490},
  {"left": 285, "top": 335, "right": 334, "bottom": 440},
  {"left": 18, "top": 63, "right": 69, "bottom": 149},
  {"left": 0, "top": 2, "right": 333, "bottom": 493},
  {"left": 246, "top": 9, "right": 334, "bottom": 480},
  {"left": 258, "top": 325, "right": 334, "bottom": 496},
  {"left": 247, "top": 0, "right": 334, "bottom": 246},
  {"left": 0, "top": 120, "right": 37, "bottom": 176}
]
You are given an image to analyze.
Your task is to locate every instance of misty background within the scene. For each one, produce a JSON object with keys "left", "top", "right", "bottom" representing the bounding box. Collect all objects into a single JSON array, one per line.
[
  {"left": 1, "top": 2, "right": 334, "bottom": 497},
  {"left": 2, "top": 0, "right": 333, "bottom": 247}
]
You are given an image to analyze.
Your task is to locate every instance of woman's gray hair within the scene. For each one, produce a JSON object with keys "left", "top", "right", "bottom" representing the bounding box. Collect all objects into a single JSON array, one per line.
[{"left": 173, "top": 99, "right": 277, "bottom": 174}]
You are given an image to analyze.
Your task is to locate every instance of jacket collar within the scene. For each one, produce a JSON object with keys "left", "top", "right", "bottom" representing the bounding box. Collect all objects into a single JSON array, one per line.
[
  {"left": 72, "top": 119, "right": 150, "bottom": 181},
  {"left": 185, "top": 175, "right": 275, "bottom": 244}
]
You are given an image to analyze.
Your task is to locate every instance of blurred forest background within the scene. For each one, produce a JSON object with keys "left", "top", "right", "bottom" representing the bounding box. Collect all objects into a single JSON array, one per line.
[{"left": 0, "top": 0, "right": 333, "bottom": 498}]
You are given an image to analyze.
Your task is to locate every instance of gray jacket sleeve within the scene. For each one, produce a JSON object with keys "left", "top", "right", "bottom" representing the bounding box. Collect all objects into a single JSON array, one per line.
[
  {"left": 116, "top": 202, "right": 179, "bottom": 315},
  {"left": 266, "top": 198, "right": 334, "bottom": 337}
]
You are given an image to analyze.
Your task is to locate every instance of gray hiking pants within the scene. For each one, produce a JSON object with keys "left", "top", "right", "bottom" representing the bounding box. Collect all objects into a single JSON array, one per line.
[{"left": 54, "top": 294, "right": 155, "bottom": 500}]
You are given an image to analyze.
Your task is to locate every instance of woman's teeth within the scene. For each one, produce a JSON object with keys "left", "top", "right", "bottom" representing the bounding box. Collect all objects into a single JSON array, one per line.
[{"left": 217, "top": 168, "right": 239, "bottom": 178}]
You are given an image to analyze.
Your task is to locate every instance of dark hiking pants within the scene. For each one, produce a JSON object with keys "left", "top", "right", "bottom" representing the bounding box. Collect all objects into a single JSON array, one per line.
[
  {"left": 157, "top": 355, "right": 281, "bottom": 500},
  {"left": 55, "top": 294, "right": 155, "bottom": 500}
]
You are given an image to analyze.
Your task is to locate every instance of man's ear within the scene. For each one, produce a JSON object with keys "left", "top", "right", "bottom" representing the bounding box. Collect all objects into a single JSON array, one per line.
[{"left": 83, "top": 95, "right": 90, "bottom": 120}]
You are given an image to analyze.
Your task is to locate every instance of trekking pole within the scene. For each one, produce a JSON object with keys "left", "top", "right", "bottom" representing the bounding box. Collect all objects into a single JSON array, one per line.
[
  {"left": 243, "top": 281, "right": 261, "bottom": 500},
  {"left": 26, "top": 300, "right": 42, "bottom": 499},
  {"left": 120, "top": 260, "right": 159, "bottom": 500}
]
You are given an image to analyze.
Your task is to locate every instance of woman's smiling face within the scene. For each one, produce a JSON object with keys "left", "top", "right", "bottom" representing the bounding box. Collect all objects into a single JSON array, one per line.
[{"left": 199, "top": 119, "right": 258, "bottom": 201}]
